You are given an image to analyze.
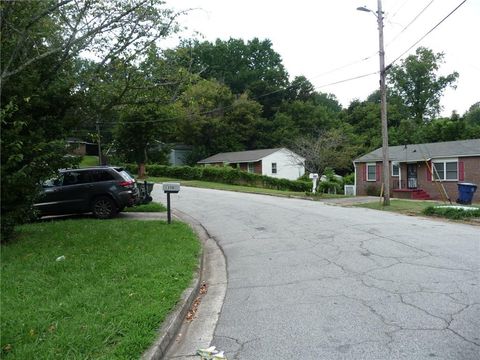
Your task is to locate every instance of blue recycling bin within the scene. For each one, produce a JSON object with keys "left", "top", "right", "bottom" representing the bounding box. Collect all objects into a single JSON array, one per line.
[{"left": 457, "top": 183, "right": 477, "bottom": 205}]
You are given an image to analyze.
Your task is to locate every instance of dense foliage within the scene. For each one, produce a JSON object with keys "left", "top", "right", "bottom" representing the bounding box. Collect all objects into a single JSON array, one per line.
[
  {"left": 423, "top": 206, "right": 480, "bottom": 219},
  {"left": 1, "top": 0, "right": 479, "bottom": 239},
  {"left": 126, "top": 164, "right": 311, "bottom": 192}
]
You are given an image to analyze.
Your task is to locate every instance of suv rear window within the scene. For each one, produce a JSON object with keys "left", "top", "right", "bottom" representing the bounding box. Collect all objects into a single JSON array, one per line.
[
  {"left": 90, "top": 170, "right": 115, "bottom": 182},
  {"left": 62, "top": 171, "right": 91, "bottom": 185},
  {"left": 118, "top": 170, "right": 134, "bottom": 182}
]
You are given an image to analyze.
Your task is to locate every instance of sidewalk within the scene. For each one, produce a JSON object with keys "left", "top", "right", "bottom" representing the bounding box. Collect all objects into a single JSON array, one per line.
[{"left": 121, "top": 209, "right": 227, "bottom": 360}]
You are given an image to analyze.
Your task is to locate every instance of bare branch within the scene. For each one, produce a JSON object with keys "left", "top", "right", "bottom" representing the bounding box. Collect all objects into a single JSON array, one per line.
[{"left": 0, "top": 0, "right": 168, "bottom": 84}]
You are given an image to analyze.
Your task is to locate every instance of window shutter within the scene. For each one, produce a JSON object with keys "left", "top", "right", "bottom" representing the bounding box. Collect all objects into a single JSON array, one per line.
[
  {"left": 427, "top": 161, "right": 432, "bottom": 181},
  {"left": 362, "top": 163, "right": 366, "bottom": 181},
  {"left": 376, "top": 163, "right": 381, "bottom": 182},
  {"left": 459, "top": 161, "right": 464, "bottom": 181}
]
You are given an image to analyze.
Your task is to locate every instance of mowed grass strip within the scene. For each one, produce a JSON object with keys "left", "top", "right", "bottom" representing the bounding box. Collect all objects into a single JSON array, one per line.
[
  {"left": 1, "top": 219, "right": 200, "bottom": 359},
  {"left": 354, "top": 199, "right": 443, "bottom": 215},
  {"left": 146, "top": 176, "right": 347, "bottom": 199},
  {"left": 125, "top": 202, "right": 167, "bottom": 213}
]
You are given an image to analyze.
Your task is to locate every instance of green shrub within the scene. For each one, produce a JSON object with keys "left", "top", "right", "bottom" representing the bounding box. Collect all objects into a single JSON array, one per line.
[
  {"left": 319, "top": 180, "right": 342, "bottom": 194},
  {"left": 423, "top": 206, "right": 480, "bottom": 219},
  {"left": 343, "top": 172, "right": 355, "bottom": 185},
  {"left": 127, "top": 164, "right": 311, "bottom": 192},
  {"left": 366, "top": 184, "right": 381, "bottom": 196}
]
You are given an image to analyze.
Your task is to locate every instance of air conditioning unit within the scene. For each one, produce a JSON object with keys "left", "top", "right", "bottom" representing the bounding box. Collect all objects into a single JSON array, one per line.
[{"left": 344, "top": 185, "right": 356, "bottom": 196}]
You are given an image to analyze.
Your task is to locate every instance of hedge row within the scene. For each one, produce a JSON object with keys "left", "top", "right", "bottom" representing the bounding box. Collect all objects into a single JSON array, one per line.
[
  {"left": 127, "top": 164, "right": 311, "bottom": 192},
  {"left": 423, "top": 206, "right": 480, "bottom": 219}
]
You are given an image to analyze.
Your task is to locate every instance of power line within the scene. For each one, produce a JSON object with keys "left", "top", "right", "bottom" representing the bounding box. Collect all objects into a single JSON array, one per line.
[
  {"left": 385, "top": 0, "right": 435, "bottom": 48},
  {"left": 95, "top": 69, "right": 379, "bottom": 126},
  {"left": 388, "top": 0, "right": 467, "bottom": 67},
  {"left": 307, "top": 54, "right": 377, "bottom": 81},
  {"left": 389, "top": 0, "right": 412, "bottom": 20},
  {"left": 307, "top": 0, "right": 433, "bottom": 86},
  {"left": 95, "top": 1, "right": 468, "bottom": 127},
  {"left": 315, "top": 71, "right": 378, "bottom": 89}
]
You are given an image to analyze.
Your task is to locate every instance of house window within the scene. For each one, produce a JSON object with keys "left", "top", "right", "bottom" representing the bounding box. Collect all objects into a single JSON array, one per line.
[
  {"left": 392, "top": 163, "right": 399, "bottom": 177},
  {"left": 432, "top": 160, "right": 458, "bottom": 181},
  {"left": 271, "top": 163, "right": 277, "bottom": 174},
  {"left": 366, "top": 163, "right": 376, "bottom": 181},
  {"left": 247, "top": 163, "right": 254, "bottom": 173}
]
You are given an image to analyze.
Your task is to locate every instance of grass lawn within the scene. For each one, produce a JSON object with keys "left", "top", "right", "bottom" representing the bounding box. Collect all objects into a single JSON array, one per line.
[
  {"left": 79, "top": 155, "right": 99, "bottom": 167},
  {"left": 1, "top": 219, "right": 200, "bottom": 359},
  {"left": 145, "top": 176, "right": 348, "bottom": 199},
  {"left": 124, "top": 202, "right": 166, "bottom": 212},
  {"left": 354, "top": 199, "right": 444, "bottom": 215}
]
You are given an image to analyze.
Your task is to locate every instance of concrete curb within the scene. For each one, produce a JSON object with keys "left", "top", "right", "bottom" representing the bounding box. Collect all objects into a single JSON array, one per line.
[
  {"left": 163, "top": 210, "right": 228, "bottom": 359},
  {"left": 141, "top": 213, "right": 208, "bottom": 360}
]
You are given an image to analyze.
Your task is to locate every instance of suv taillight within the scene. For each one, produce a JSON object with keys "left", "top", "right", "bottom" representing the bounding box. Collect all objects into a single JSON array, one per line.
[{"left": 119, "top": 180, "right": 134, "bottom": 188}]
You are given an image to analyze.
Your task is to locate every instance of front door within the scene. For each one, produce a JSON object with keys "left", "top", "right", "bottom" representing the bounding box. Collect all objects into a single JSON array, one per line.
[{"left": 407, "top": 163, "right": 417, "bottom": 189}]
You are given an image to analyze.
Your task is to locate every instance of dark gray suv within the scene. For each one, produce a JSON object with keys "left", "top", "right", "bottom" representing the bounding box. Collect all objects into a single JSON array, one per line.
[{"left": 34, "top": 167, "right": 139, "bottom": 219}]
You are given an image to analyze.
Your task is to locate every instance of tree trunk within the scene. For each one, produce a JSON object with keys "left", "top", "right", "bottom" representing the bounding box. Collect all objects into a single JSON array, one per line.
[{"left": 138, "top": 163, "right": 146, "bottom": 179}]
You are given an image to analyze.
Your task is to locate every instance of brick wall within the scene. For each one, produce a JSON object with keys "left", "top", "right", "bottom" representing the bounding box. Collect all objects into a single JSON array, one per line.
[
  {"left": 355, "top": 162, "right": 383, "bottom": 196},
  {"left": 421, "top": 156, "right": 480, "bottom": 202},
  {"left": 254, "top": 161, "right": 262, "bottom": 174},
  {"left": 356, "top": 157, "right": 480, "bottom": 203},
  {"left": 237, "top": 162, "right": 262, "bottom": 174}
]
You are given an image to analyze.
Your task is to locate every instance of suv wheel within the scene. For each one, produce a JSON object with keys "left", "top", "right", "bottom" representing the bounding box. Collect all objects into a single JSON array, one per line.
[{"left": 92, "top": 196, "right": 117, "bottom": 219}]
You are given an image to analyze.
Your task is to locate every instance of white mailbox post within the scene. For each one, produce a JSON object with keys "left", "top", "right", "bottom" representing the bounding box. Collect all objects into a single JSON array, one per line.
[
  {"left": 162, "top": 182, "right": 180, "bottom": 224},
  {"left": 309, "top": 173, "right": 319, "bottom": 194}
]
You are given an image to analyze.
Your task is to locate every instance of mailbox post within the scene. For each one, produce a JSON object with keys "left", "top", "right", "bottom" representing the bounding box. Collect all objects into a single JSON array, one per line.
[
  {"left": 162, "top": 183, "right": 180, "bottom": 224},
  {"left": 309, "top": 173, "right": 319, "bottom": 194}
]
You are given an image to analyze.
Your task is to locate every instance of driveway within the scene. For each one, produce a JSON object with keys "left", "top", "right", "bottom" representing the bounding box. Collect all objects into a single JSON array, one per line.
[{"left": 153, "top": 186, "right": 479, "bottom": 360}]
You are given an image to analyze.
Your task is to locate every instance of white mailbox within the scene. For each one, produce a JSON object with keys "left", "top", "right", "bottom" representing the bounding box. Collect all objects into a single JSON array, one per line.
[
  {"left": 309, "top": 173, "right": 319, "bottom": 194},
  {"left": 162, "top": 182, "right": 180, "bottom": 193}
]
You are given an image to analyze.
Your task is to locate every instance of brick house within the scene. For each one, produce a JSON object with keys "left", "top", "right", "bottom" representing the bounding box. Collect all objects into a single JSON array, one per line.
[
  {"left": 353, "top": 139, "right": 480, "bottom": 202},
  {"left": 197, "top": 148, "right": 305, "bottom": 181}
]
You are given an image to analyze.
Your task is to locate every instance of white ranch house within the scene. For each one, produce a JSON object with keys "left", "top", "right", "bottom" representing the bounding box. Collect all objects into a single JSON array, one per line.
[{"left": 198, "top": 148, "right": 305, "bottom": 181}]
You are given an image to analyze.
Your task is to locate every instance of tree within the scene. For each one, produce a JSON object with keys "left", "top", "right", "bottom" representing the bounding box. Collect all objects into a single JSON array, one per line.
[
  {"left": 101, "top": 45, "right": 197, "bottom": 173},
  {"left": 344, "top": 99, "right": 382, "bottom": 152},
  {"left": 174, "top": 79, "right": 267, "bottom": 159},
  {"left": 1, "top": 102, "right": 78, "bottom": 241},
  {"left": 114, "top": 104, "right": 176, "bottom": 176},
  {"left": 175, "top": 79, "right": 236, "bottom": 160},
  {"left": 464, "top": 102, "right": 480, "bottom": 126},
  {"left": 1, "top": 0, "right": 182, "bottom": 91},
  {"left": 285, "top": 76, "right": 315, "bottom": 102},
  {"left": 224, "top": 94, "right": 264, "bottom": 150},
  {"left": 0, "top": 0, "right": 181, "bottom": 240},
  {"left": 387, "top": 47, "right": 458, "bottom": 124},
  {"left": 167, "top": 38, "right": 289, "bottom": 117},
  {"left": 288, "top": 129, "right": 357, "bottom": 177}
]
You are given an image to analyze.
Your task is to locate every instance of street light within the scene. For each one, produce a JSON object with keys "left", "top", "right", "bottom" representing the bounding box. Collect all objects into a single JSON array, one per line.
[{"left": 357, "top": 0, "right": 391, "bottom": 206}]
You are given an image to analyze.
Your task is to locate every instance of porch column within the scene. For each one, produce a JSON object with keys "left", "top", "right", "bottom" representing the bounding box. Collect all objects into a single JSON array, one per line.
[{"left": 398, "top": 163, "right": 402, "bottom": 189}]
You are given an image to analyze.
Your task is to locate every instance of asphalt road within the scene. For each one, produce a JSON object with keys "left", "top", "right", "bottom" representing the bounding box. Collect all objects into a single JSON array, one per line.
[{"left": 153, "top": 186, "right": 480, "bottom": 360}]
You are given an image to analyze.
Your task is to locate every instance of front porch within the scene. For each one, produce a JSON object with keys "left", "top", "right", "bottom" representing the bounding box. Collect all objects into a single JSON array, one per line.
[{"left": 392, "top": 179, "right": 432, "bottom": 200}]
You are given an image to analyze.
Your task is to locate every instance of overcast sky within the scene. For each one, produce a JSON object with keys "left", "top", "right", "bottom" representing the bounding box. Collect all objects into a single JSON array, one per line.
[{"left": 165, "top": 0, "right": 479, "bottom": 117}]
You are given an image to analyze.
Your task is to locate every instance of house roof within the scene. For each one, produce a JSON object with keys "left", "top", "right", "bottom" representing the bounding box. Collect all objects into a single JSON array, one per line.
[
  {"left": 354, "top": 139, "right": 480, "bottom": 163},
  {"left": 198, "top": 148, "right": 302, "bottom": 164},
  {"left": 66, "top": 137, "right": 95, "bottom": 145}
]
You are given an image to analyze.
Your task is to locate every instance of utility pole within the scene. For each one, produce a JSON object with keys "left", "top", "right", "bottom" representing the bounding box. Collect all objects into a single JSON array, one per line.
[
  {"left": 377, "top": 0, "right": 390, "bottom": 206},
  {"left": 96, "top": 119, "right": 102, "bottom": 166},
  {"left": 358, "top": 1, "right": 391, "bottom": 205}
]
